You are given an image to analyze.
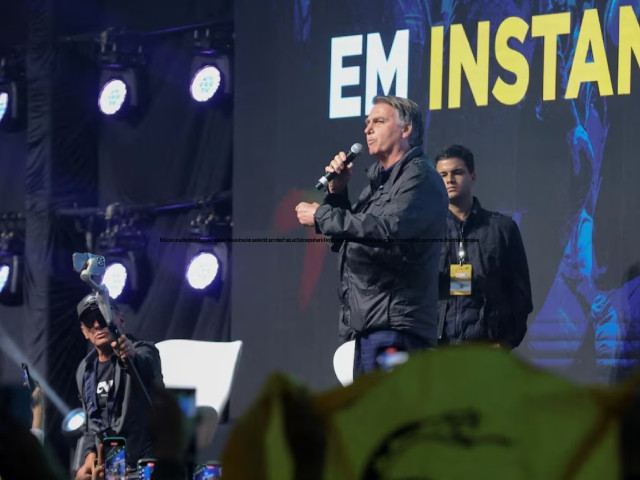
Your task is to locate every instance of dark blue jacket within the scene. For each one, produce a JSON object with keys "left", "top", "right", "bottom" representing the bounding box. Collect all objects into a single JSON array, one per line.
[
  {"left": 438, "top": 198, "right": 533, "bottom": 348},
  {"left": 315, "top": 147, "right": 448, "bottom": 345}
]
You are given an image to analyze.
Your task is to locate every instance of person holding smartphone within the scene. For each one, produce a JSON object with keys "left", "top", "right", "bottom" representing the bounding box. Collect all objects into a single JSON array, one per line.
[
  {"left": 29, "top": 380, "right": 44, "bottom": 445},
  {"left": 21, "top": 363, "right": 45, "bottom": 445},
  {"left": 74, "top": 293, "right": 164, "bottom": 480}
]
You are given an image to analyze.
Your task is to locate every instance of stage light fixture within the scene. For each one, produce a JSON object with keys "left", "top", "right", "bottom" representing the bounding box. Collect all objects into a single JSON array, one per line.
[
  {"left": 98, "top": 67, "right": 144, "bottom": 118},
  {"left": 0, "top": 214, "right": 24, "bottom": 306},
  {"left": 98, "top": 78, "right": 128, "bottom": 115},
  {"left": 189, "top": 55, "right": 230, "bottom": 104},
  {"left": 0, "top": 263, "right": 9, "bottom": 292},
  {"left": 102, "top": 261, "right": 128, "bottom": 300},
  {"left": 189, "top": 28, "right": 232, "bottom": 104},
  {"left": 96, "top": 249, "right": 148, "bottom": 307},
  {"left": 0, "top": 255, "right": 23, "bottom": 305},
  {"left": 0, "top": 91, "right": 8, "bottom": 122},
  {"left": 97, "top": 34, "right": 146, "bottom": 119},
  {"left": 0, "top": 56, "right": 25, "bottom": 131},
  {"left": 186, "top": 251, "right": 220, "bottom": 289},
  {"left": 183, "top": 201, "right": 230, "bottom": 293},
  {"left": 190, "top": 64, "right": 222, "bottom": 103},
  {"left": 96, "top": 208, "right": 150, "bottom": 307},
  {"left": 61, "top": 408, "right": 86, "bottom": 437}
]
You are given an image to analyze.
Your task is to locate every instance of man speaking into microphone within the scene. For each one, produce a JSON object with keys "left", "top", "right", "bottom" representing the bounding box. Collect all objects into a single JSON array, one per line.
[{"left": 296, "top": 95, "right": 448, "bottom": 375}]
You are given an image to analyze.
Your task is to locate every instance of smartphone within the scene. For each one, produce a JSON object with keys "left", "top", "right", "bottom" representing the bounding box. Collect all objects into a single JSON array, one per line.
[
  {"left": 137, "top": 458, "right": 156, "bottom": 480},
  {"left": 103, "top": 436, "right": 127, "bottom": 480},
  {"left": 21, "top": 363, "right": 32, "bottom": 391},
  {"left": 72, "top": 252, "right": 106, "bottom": 275},
  {"left": 193, "top": 462, "right": 223, "bottom": 480}
]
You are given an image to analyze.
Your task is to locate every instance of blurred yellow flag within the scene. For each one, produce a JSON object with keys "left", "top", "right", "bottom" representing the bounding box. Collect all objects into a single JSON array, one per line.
[{"left": 223, "top": 347, "right": 629, "bottom": 480}]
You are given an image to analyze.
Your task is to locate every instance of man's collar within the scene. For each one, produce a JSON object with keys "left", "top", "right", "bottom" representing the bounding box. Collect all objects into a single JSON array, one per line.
[
  {"left": 366, "top": 146, "right": 423, "bottom": 181},
  {"left": 471, "top": 196, "right": 481, "bottom": 213},
  {"left": 447, "top": 197, "right": 482, "bottom": 223}
]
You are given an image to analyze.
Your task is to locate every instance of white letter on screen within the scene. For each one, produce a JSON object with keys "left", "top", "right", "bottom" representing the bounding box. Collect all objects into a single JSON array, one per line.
[
  {"left": 365, "top": 29, "right": 409, "bottom": 114},
  {"left": 329, "top": 35, "right": 363, "bottom": 119}
]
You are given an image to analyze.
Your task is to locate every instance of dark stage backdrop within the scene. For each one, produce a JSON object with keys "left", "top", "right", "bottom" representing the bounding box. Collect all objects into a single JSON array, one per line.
[
  {"left": 233, "top": 0, "right": 640, "bottom": 414},
  {"left": 0, "top": 0, "right": 233, "bottom": 468},
  {"left": 0, "top": 131, "right": 27, "bottom": 385},
  {"left": 0, "top": 0, "right": 28, "bottom": 386}
]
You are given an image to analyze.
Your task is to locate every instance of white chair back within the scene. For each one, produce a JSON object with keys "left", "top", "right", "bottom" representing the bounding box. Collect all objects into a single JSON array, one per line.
[
  {"left": 155, "top": 339, "right": 243, "bottom": 417},
  {"left": 333, "top": 340, "right": 355, "bottom": 386}
]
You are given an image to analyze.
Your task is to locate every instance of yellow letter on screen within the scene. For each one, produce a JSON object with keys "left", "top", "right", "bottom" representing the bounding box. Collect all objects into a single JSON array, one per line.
[
  {"left": 493, "top": 16, "right": 530, "bottom": 105},
  {"left": 566, "top": 9, "right": 613, "bottom": 99},
  {"left": 531, "top": 12, "right": 571, "bottom": 101},
  {"left": 618, "top": 5, "right": 640, "bottom": 95},
  {"left": 430, "top": 26, "right": 445, "bottom": 110},
  {"left": 448, "top": 21, "right": 490, "bottom": 109}
]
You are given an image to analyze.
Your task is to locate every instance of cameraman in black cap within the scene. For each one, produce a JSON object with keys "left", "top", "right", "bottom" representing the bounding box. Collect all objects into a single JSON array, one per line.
[{"left": 74, "top": 293, "right": 163, "bottom": 480}]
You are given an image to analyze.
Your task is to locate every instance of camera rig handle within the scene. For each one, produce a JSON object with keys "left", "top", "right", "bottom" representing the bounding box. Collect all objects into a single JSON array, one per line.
[{"left": 77, "top": 254, "right": 154, "bottom": 410}]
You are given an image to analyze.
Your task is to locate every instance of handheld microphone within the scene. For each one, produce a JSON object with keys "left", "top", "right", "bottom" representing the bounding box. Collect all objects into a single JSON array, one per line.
[{"left": 315, "top": 143, "right": 363, "bottom": 190}]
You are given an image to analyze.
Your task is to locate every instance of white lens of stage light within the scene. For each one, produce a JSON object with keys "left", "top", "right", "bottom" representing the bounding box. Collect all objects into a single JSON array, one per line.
[
  {"left": 67, "top": 409, "right": 85, "bottom": 431},
  {"left": 102, "top": 262, "right": 128, "bottom": 299},
  {"left": 98, "top": 79, "right": 128, "bottom": 115},
  {"left": 0, "top": 92, "right": 8, "bottom": 122},
  {"left": 62, "top": 408, "right": 86, "bottom": 435},
  {"left": 190, "top": 65, "right": 221, "bottom": 102},
  {"left": 186, "top": 252, "right": 219, "bottom": 289},
  {"left": 0, "top": 264, "right": 9, "bottom": 293}
]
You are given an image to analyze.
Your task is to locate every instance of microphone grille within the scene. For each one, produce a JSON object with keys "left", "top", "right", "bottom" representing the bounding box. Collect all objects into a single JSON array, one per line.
[{"left": 351, "top": 143, "right": 363, "bottom": 155}]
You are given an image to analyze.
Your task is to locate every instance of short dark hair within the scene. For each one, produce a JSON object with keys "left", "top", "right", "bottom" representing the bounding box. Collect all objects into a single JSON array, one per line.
[
  {"left": 372, "top": 95, "right": 424, "bottom": 147},
  {"left": 434, "top": 144, "right": 475, "bottom": 174}
]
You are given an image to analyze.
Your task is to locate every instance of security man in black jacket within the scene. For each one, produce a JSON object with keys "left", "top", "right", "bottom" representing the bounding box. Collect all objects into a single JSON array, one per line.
[
  {"left": 434, "top": 145, "right": 533, "bottom": 349},
  {"left": 296, "top": 96, "right": 448, "bottom": 374}
]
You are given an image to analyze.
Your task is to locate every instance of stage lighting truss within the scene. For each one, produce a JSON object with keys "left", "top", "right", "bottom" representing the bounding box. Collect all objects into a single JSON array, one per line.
[
  {"left": 96, "top": 209, "right": 150, "bottom": 307},
  {"left": 0, "top": 54, "right": 25, "bottom": 131},
  {"left": 97, "top": 33, "right": 146, "bottom": 118},
  {"left": 190, "top": 28, "right": 232, "bottom": 104},
  {"left": 184, "top": 208, "right": 230, "bottom": 294},
  {"left": 0, "top": 213, "right": 25, "bottom": 306}
]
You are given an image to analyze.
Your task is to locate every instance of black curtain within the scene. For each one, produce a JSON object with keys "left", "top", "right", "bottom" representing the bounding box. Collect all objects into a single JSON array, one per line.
[
  {"left": 24, "top": 0, "right": 101, "bottom": 467},
  {"left": 0, "top": 0, "right": 28, "bottom": 386}
]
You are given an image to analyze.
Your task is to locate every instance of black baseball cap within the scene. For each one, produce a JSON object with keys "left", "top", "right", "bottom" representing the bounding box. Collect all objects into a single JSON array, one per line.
[{"left": 77, "top": 292, "right": 120, "bottom": 322}]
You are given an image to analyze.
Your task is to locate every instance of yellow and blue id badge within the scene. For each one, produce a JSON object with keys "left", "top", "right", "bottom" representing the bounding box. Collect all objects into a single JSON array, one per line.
[{"left": 450, "top": 264, "right": 472, "bottom": 295}]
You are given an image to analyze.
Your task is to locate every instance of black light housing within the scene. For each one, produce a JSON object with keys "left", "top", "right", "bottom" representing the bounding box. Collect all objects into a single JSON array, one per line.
[
  {"left": 189, "top": 27, "right": 232, "bottom": 105},
  {"left": 0, "top": 55, "right": 25, "bottom": 131},
  {"left": 0, "top": 254, "right": 23, "bottom": 305},
  {"left": 61, "top": 408, "right": 86, "bottom": 437},
  {"left": 189, "top": 53, "right": 231, "bottom": 103},
  {"left": 97, "top": 32, "right": 147, "bottom": 120},
  {"left": 96, "top": 213, "right": 150, "bottom": 309},
  {"left": 98, "top": 66, "right": 145, "bottom": 118},
  {"left": 184, "top": 207, "right": 230, "bottom": 296},
  {"left": 0, "top": 213, "right": 24, "bottom": 306}
]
